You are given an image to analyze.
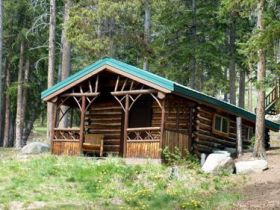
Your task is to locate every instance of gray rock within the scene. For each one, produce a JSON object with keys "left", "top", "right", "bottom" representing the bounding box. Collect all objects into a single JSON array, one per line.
[
  {"left": 9, "top": 201, "right": 23, "bottom": 210},
  {"left": 202, "top": 153, "right": 234, "bottom": 174},
  {"left": 21, "top": 142, "right": 50, "bottom": 154},
  {"left": 26, "top": 201, "right": 46, "bottom": 209},
  {"left": 235, "top": 159, "right": 268, "bottom": 174}
]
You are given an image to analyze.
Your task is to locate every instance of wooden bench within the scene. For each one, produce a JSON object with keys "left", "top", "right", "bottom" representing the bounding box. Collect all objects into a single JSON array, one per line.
[{"left": 82, "top": 134, "right": 104, "bottom": 156}]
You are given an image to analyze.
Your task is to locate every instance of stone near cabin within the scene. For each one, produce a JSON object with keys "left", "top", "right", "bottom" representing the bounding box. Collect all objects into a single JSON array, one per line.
[
  {"left": 235, "top": 160, "right": 268, "bottom": 174},
  {"left": 202, "top": 153, "right": 234, "bottom": 174},
  {"left": 21, "top": 142, "right": 50, "bottom": 154}
]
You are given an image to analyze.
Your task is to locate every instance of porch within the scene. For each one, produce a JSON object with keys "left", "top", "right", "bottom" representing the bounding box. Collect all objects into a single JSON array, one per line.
[{"left": 50, "top": 70, "right": 165, "bottom": 158}]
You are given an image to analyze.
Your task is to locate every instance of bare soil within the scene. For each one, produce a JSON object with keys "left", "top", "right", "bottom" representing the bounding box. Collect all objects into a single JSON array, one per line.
[{"left": 235, "top": 132, "right": 280, "bottom": 210}]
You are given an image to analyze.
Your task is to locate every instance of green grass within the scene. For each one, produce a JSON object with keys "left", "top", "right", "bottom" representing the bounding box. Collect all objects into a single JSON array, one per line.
[{"left": 0, "top": 149, "right": 243, "bottom": 209}]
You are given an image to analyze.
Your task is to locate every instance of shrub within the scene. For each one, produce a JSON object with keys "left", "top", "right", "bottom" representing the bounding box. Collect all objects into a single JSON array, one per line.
[{"left": 162, "top": 147, "right": 199, "bottom": 168}]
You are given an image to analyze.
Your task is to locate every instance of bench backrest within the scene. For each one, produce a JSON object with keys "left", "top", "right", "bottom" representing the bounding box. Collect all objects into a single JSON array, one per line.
[{"left": 84, "top": 134, "right": 104, "bottom": 145}]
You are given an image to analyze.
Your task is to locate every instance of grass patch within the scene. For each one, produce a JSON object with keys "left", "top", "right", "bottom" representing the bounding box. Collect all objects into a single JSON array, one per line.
[{"left": 0, "top": 149, "right": 243, "bottom": 209}]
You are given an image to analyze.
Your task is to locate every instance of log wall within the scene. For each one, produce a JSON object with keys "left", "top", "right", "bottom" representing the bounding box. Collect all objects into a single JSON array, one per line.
[
  {"left": 193, "top": 104, "right": 255, "bottom": 156},
  {"left": 85, "top": 100, "right": 122, "bottom": 155},
  {"left": 162, "top": 95, "right": 195, "bottom": 155}
]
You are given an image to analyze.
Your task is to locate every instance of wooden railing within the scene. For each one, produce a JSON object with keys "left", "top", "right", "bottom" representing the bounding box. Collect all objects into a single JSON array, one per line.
[
  {"left": 126, "top": 127, "right": 161, "bottom": 158},
  {"left": 127, "top": 127, "right": 161, "bottom": 142},
  {"left": 265, "top": 80, "right": 280, "bottom": 114},
  {"left": 53, "top": 128, "right": 80, "bottom": 141}
]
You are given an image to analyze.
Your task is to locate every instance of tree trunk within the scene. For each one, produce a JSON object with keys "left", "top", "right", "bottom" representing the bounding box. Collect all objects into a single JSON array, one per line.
[
  {"left": 21, "top": 58, "right": 30, "bottom": 146},
  {"left": 239, "top": 68, "right": 245, "bottom": 108},
  {"left": 22, "top": 102, "right": 37, "bottom": 145},
  {"left": 224, "top": 68, "right": 228, "bottom": 102},
  {"left": 253, "top": 0, "right": 266, "bottom": 159},
  {"left": 3, "top": 61, "right": 11, "bottom": 147},
  {"left": 0, "top": 0, "right": 3, "bottom": 143},
  {"left": 15, "top": 42, "right": 25, "bottom": 149},
  {"left": 143, "top": 0, "right": 151, "bottom": 70},
  {"left": 229, "top": 17, "right": 236, "bottom": 105},
  {"left": 189, "top": 0, "right": 196, "bottom": 89},
  {"left": 59, "top": 0, "right": 71, "bottom": 128},
  {"left": 236, "top": 117, "right": 242, "bottom": 156},
  {"left": 47, "top": 0, "right": 56, "bottom": 143},
  {"left": 248, "top": 63, "right": 253, "bottom": 112}
]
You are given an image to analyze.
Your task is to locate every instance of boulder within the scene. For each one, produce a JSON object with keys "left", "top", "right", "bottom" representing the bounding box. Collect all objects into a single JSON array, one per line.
[
  {"left": 202, "top": 153, "right": 234, "bottom": 174},
  {"left": 21, "top": 142, "right": 50, "bottom": 154},
  {"left": 235, "top": 159, "right": 268, "bottom": 174}
]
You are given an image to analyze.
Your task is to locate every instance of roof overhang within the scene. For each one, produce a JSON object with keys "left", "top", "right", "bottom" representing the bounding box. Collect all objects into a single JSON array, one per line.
[{"left": 42, "top": 64, "right": 171, "bottom": 102}]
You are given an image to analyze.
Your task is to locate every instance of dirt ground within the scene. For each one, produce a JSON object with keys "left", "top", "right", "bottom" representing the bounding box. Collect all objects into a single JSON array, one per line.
[{"left": 235, "top": 131, "right": 280, "bottom": 210}]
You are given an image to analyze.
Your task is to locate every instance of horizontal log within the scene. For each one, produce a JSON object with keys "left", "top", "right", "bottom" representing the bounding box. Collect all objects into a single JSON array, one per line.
[
  {"left": 196, "top": 119, "right": 211, "bottom": 127},
  {"left": 87, "top": 111, "right": 122, "bottom": 115},
  {"left": 197, "top": 106, "right": 215, "bottom": 114},
  {"left": 193, "top": 143, "right": 213, "bottom": 153},
  {"left": 54, "top": 127, "right": 80, "bottom": 131},
  {"left": 197, "top": 111, "right": 213, "bottom": 119},
  {"left": 127, "top": 127, "right": 160, "bottom": 131},
  {"left": 104, "top": 145, "right": 120, "bottom": 152},
  {"left": 53, "top": 139, "right": 80, "bottom": 142},
  {"left": 62, "top": 92, "right": 100, "bottom": 97},
  {"left": 88, "top": 129, "right": 121, "bottom": 133},
  {"left": 90, "top": 106, "right": 121, "bottom": 111},
  {"left": 164, "top": 128, "right": 188, "bottom": 134},
  {"left": 85, "top": 117, "right": 122, "bottom": 122},
  {"left": 194, "top": 138, "right": 220, "bottom": 147},
  {"left": 127, "top": 140, "right": 160, "bottom": 143},
  {"left": 196, "top": 123, "right": 212, "bottom": 131},
  {"left": 195, "top": 132, "right": 236, "bottom": 147},
  {"left": 111, "top": 89, "right": 157, "bottom": 95},
  {"left": 104, "top": 139, "right": 120, "bottom": 144},
  {"left": 197, "top": 113, "right": 211, "bottom": 122}
]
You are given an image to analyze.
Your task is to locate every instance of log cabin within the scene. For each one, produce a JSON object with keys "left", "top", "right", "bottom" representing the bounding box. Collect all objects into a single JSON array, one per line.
[{"left": 41, "top": 57, "right": 280, "bottom": 159}]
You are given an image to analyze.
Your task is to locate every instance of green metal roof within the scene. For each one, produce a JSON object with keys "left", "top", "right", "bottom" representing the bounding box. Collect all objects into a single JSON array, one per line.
[{"left": 41, "top": 57, "right": 280, "bottom": 131}]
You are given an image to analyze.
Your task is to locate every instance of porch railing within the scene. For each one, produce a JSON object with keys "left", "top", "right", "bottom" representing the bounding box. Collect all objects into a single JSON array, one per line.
[
  {"left": 127, "top": 127, "right": 161, "bottom": 142},
  {"left": 53, "top": 128, "right": 80, "bottom": 141}
]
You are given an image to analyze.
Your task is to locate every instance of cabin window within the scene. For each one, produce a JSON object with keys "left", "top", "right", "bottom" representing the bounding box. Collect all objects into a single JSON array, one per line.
[
  {"left": 213, "top": 114, "right": 229, "bottom": 136},
  {"left": 245, "top": 126, "right": 254, "bottom": 140}
]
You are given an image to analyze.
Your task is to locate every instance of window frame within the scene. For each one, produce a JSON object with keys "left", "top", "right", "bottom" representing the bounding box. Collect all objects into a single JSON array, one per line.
[
  {"left": 212, "top": 114, "right": 230, "bottom": 137},
  {"left": 244, "top": 125, "right": 254, "bottom": 141}
]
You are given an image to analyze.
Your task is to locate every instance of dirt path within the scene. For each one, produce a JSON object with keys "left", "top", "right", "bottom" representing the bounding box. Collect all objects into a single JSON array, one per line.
[{"left": 235, "top": 133, "right": 280, "bottom": 210}]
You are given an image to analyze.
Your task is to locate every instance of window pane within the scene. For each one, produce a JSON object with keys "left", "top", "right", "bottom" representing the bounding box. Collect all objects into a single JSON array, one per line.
[
  {"left": 215, "top": 116, "right": 222, "bottom": 131},
  {"left": 222, "top": 118, "right": 228, "bottom": 133},
  {"left": 248, "top": 127, "right": 253, "bottom": 139}
]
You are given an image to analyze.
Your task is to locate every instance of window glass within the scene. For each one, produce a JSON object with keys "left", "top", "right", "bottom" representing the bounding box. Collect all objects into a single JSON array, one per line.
[
  {"left": 213, "top": 114, "right": 229, "bottom": 135},
  {"left": 222, "top": 118, "right": 228, "bottom": 133},
  {"left": 215, "top": 116, "right": 222, "bottom": 131},
  {"left": 246, "top": 126, "right": 254, "bottom": 140}
]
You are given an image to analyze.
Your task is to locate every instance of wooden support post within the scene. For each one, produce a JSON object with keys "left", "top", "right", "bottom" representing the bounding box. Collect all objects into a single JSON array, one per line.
[
  {"left": 236, "top": 116, "right": 242, "bottom": 157},
  {"left": 79, "top": 96, "right": 86, "bottom": 154},
  {"left": 123, "top": 94, "right": 129, "bottom": 157},
  {"left": 160, "top": 98, "right": 165, "bottom": 151},
  {"left": 50, "top": 102, "right": 57, "bottom": 154},
  {"left": 188, "top": 105, "right": 193, "bottom": 152}
]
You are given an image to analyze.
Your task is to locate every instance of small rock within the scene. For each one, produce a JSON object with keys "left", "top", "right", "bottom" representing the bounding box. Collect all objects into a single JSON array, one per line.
[
  {"left": 0, "top": 204, "right": 4, "bottom": 210},
  {"left": 21, "top": 142, "right": 50, "bottom": 154},
  {"left": 26, "top": 201, "right": 46, "bottom": 209},
  {"left": 9, "top": 201, "right": 24, "bottom": 210},
  {"left": 235, "top": 159, "right": 268, "bottom": 174},
  {"left": 169, "top": 166, "right": 179, "bottom": 179},
  {"left": 111, "top": 198, "right": 123, "bottom": 206},
  {"left": 202, "top": 153, "right": 234, "bottom": 174}
]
